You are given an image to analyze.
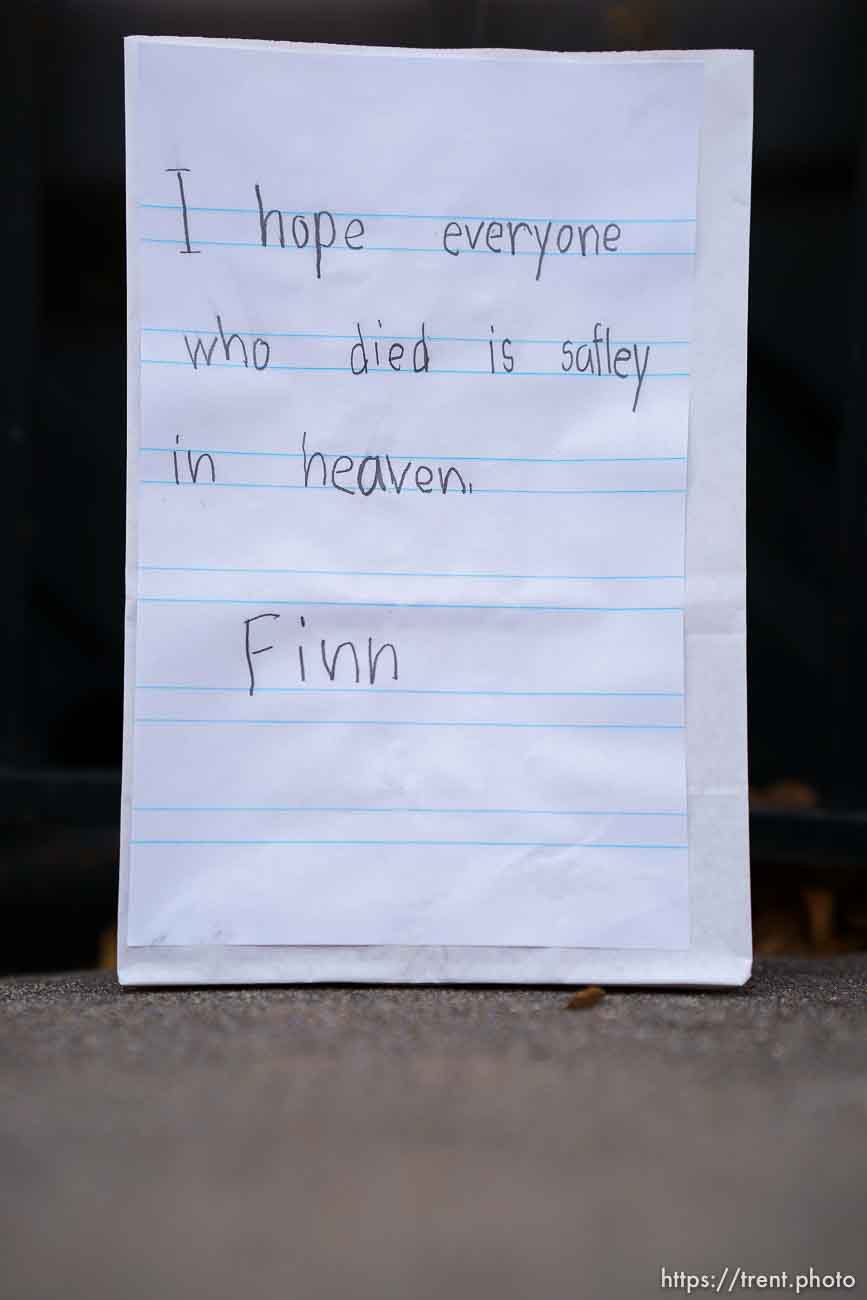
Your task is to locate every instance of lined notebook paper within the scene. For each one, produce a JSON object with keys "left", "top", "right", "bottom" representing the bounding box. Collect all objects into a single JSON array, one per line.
[{"left": 120, "top": 39, "right": 752, "bottom": 985}]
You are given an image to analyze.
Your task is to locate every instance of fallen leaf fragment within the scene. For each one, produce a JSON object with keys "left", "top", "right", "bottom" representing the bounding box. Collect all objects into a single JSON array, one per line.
[{"left": 565, "top": 985, "right": 605, "bottom": 1010}]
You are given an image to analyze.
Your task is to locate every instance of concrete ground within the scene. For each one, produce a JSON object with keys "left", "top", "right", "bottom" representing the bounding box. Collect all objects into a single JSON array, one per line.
[{"left": 1, "top": 958, "right": 865, "bottom": 1300}]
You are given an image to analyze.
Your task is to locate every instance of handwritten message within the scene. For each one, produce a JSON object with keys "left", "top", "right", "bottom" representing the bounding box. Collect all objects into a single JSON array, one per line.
[{"left": 125, "top": 41, "right": 703, "bottom": 953}]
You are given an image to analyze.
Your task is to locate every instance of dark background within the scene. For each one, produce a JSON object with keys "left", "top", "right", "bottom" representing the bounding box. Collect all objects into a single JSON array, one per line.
[{"left": 3, "top": 0, "right": 866, "bottom": 972}]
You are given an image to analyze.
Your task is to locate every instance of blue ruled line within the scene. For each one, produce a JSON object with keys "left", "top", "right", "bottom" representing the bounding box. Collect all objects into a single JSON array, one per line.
[
  {"left": 140, "top": 479, "right": 686, "bottom": 496},
  {"left": 138, "top": 596, "right": 682, "bottom": 612},
  {"left": 140, "top": 359, "right": 690, "bottom": 378},
  {"left": 131, "top": 837, "right": 688, "bottom": 848},
  {"left": 135, "top": 717, "right": 684, "bottom": 731},
  {"left": 135, "top": 684, "right": 684, "bottom": 699},
  {"left": 141, "top": 326, "right": 690, "bottom": 347},
  {"left": 139, "top": 564, "right": 685, "bottom": 581},
  {"left": 141, "top": 237, "right": 694, "bottom": 257},
  {"left": 134, "top": 803, "right": 687, "bottom": 816},
  {"left": 140, "top": 445, "right": 686, "bottom": 466},
  {"left": 141, "top": 202, "right": 697, "bottom": 224}
]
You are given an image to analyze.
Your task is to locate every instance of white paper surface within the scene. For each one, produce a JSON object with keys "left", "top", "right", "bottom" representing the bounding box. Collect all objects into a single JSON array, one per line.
[{"left": 119, "top": 39, "right": 752, "bottom": 984}]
